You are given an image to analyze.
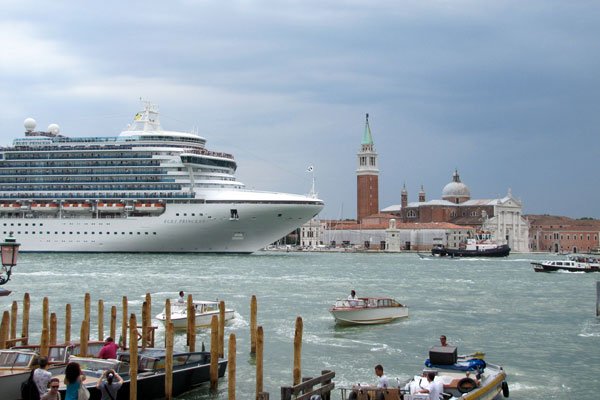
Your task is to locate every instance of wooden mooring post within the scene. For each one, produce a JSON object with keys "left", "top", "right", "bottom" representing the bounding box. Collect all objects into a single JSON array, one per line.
[
  {"left": 256, "top": 325, "right": 264, "bottom": 400},
  {"left": 210, "top": 315, "right": 218, "bottom": 390},
  {"left": 21, "top": 293, "right": 30, "bottom": 345},
  {"left": 596, "top": 281, "right": 600, "bottom": 317},
  {"left": 10, "top": 301, "right": 17, "bottom": 341},
  {"left": 65, "top": 304, "right": 71, "bottom": 344},
  {"left": 129, "top": 314, "right": 138, "bottom": 400},
  {"left": 293, "top": 316, "right": 303, "bottom": 386},
  {"left": 219, "top": 300, "right": 225, "bottom": 358},
  {"left": 250, "top": 295, "right": 257, "bottom": 354},
  {"left": 228, "top": 333, "right": 236, "bottom": 400},
  {"left": 98, "top": 300, "right": 104, "bottom": 342},
  {"left": 165, "top": 320, "right": 174, "bottom": 400}
]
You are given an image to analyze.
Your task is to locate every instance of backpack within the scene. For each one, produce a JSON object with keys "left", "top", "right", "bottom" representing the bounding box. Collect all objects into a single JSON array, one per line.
[{"left": 20, "top": 369, "right": 40, "bottom": 400}]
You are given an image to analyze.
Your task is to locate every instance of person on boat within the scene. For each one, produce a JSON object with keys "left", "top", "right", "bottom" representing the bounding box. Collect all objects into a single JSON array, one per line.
[
  {"left": 348, "top": 364, "right": 388, "bottom": 400},
  {"left": 347, "top": 290, "right": 358, "bottom": 306},
  {"left": 33, "top": 356, "right": 52, "bottom": 398},
  {"left": 40, "top": 378, "right": 61, "bottom": 400},
  {"left": 96, "top": 369, "right": 124, "bottom": 400},
  {"left": 178, "top": 290, "right": 185, "bottom": 303},
  {"left": 63, "top": 362, "right": 86, "bottom": 400},
  {"left": 98, "top": 336, "right": 119, "bottom": 359},
  {"left": 439, "top": 335, "right": 448, "bottom": 347},
  {"left": 417, "top": 371, "right": 444, "bottom": 400}
]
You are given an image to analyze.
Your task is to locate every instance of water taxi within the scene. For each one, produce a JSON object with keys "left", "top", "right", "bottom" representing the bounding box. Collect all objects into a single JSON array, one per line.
[{"left": 329, "top": 297, "right": 408, "bottom": 325}]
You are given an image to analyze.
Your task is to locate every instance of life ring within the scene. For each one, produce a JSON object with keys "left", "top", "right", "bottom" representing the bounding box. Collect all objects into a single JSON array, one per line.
[
  {"left": 457, "top": 377, "right": 477, "bottom": 394},
  {"left": 502, "top": 381, "right": 509, "bottom": 397}
]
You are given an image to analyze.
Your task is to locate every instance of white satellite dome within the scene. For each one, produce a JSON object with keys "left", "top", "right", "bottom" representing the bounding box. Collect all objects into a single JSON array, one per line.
[
  {"left": 442, "top": 170, "right": 470, "bottom": 201},
  {"left": 47, "top": 124, "right": 60, "bottom": 135},
  {"left": 24, "top": 118, "right": 37, "bottom": 132}
]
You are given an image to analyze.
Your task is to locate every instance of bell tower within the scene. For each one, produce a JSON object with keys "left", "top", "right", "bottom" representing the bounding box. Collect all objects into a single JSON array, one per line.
[{"left": 356, "top": 113, "right": 379, "bottom": 223}]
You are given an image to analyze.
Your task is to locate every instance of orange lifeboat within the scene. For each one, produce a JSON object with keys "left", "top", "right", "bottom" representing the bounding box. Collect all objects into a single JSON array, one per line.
[
  {"left": 97, "top": 202, "right": 125, "bottom": 212},
  {"left": 31, "top": 202, "right": 59, "bottom": 213},
  {"left": 134, "top": 202, "right": 165, "bottom": 214},
  {"left": 0, "top": 203, "right": 22, "bottom": 213},
  {"left": 62, "top": 202, "right": 92, "bottom": 212}
]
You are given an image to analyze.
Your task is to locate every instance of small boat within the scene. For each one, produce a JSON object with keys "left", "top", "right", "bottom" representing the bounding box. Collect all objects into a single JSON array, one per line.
[
  {"left": 532, "top": 255, "right": 600, "bottom": 273},
  {"left": 155, "top": 300, "right": 235, "bottom": 329},
  {"left": 62, "top": 202, "right": 93, "bottom": 212},
  {"left": 431, "top": 232, "right": 510, "bottom": 258},
  {"left": 97, "top": 202, "right": 125, "bottom": 212},
  {"left": 134, "top": 202, "right": 165, "bottom": 213},
  {"left": 31, "top": 202, "right": 60, "bottom": 213},
  {"left": 401, "top": 351, "right": 509, "bottom": 400},
  {"left": 329, "top": 297, "right": 408, "bottom": 325},
  {"left": 0, "top": 203, "right": 22, "bottom": 213},
  {"left": 56, "top": 349, "right": 227, "bottom": 400},
  {"left": 1, "top": 342, "right": 107, "bottom": 400}
]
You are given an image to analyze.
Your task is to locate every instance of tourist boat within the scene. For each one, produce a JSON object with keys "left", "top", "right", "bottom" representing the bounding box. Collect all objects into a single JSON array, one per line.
[
  {"left": 531, "top": 255, "right": 600, "bottom": 273},
  {"left": 400, "top": 355, "right": 509, "bottom": 400},
  {"left": 431, "top": 232, "right": 510, "bottom": 258},
  {"left": 329, "top": 297, "right": 408, "bottom": 325},
  {"left": 55, "top": 349, "right": 227, "bottom": 400},
  {"left": 0, "top": 348, "right": 68, "bottom": 400},
  {"left": 155, "top": 300, "right": 235, "bottom": 329},
  {"left": 0, "top": 102, "right": 323, "bottom": 253}
]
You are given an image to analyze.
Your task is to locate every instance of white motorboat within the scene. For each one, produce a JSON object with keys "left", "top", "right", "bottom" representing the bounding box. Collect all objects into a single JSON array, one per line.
[
  {"left": 155, "top": 300, "right": 235, "bottom": 329},
  {"left": 329, "top": 297, "right": 408, "bottom": 325},
  {"left": 402, "top": 354, "right": 509, "bottom": 400},
  {"left": 532, "top": 254, "right": 600, "bottom": 273}
]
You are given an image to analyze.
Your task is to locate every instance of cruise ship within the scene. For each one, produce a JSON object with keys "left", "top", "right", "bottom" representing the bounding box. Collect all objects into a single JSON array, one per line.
[{"left": 0, "top": 103, "right": 324, "bottom": 252}]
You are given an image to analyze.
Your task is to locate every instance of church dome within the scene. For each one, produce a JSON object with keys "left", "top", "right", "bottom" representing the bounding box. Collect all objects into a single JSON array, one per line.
[{"left": 442, "top": 170, "right": 470, "bottom": 202}]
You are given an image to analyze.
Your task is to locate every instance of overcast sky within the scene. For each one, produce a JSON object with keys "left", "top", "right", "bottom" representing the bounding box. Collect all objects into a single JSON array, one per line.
[{"left": 1, "top": 1, "right": 598, "bottom": 219}]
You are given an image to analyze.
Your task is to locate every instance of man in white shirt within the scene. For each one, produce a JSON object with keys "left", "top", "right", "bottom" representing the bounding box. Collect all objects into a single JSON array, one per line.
[
  {"left": 347, "top": 290, "right": 358, "bottom": 306},
  {"left": 418, "top": 371, "right": 444, "bottom": 400},
  {"left": 33, "top": 357, "right": 52, "bottom": 397},
  {"left": 374, "top": 364, "right": 388, "bottom": 389}
]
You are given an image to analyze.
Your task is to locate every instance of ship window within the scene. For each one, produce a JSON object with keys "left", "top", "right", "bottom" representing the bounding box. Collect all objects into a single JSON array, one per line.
[
  {"left": 153, "top": 232, "right": 156, "bottom": 235},
  {"left": 25, "top": 223, "right": 28, "bottom": 226},
  {"left": 84, "top": 232, "right": 87, "bottom": 234},
  {"left": 277, "top": 214, "right": 282, "bottom": 217},
  {"left": 10, "top": 223, "right": 13, "bottom": 226},
  {"left": 122, "top": 232, "right": 125, "bottom": 235},
  {"left": 70, "top": 232, "right": 73, "bottom": 235},
  {"left": 129, "top": 232, "right": 133, "bottom": 235},
  {"left": 17, "top": 231, "right": 21, "bottom": 234},
  {"left": 18, "top": 223, "right": 21, "bottom": 226},
  {"left": 145, "top": 232, "right": 148, "bottom": 235},
  {"left": 47, "top": 232, "right": 50, "bottom": 234},
  {"left": 62, "top": 232, "right": 65, "bottom": 234},
  {"left": 176, "top": 213, "right": 180, "bottom": 216},
  {"left": 40, "top": 223, "right": 43, "bottom": 226}
]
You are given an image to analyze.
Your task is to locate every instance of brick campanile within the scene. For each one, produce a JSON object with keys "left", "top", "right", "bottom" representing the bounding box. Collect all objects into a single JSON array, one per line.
[{"left": 356, "top": 113, "right": 379, "bottom": 223}]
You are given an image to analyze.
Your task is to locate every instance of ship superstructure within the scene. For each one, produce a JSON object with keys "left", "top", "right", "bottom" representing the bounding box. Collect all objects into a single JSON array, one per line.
[{"left": 0, "top": 103, "right": 324, "bottom": 252}]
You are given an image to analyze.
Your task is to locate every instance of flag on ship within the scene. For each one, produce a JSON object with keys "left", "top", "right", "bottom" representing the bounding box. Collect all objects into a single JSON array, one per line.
[{"left": 306, "top": 165, "right": 314, "bottom": 172}]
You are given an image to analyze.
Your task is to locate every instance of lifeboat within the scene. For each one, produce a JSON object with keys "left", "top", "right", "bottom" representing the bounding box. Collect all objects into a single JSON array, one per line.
[
  {"left": 31, "top": 202, "right": 59, "bottom": 213},
  {"left": 62, "top": 202, "right": 92, "bottom": 213},
  {"left": 97, "top": 202, "right": 125, "bottom": 212},
  {"left": 134, "top": 202, "right": 165, "bottom": 214},
  {"left": 0, "top": 203, "right": 22, "bottom": 213}
]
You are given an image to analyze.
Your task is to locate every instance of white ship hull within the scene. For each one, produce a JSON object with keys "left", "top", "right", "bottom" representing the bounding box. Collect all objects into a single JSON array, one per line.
[
  {"left": 2, "top": 201, "right": 322, "bottom": 253},
  {"left": 2, "top": 103, "right": 324, "bottom": 253}
]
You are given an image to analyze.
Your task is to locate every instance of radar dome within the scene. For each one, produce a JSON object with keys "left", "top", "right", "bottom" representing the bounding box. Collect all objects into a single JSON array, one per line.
[
  {"left": 24, "top": 118, "right": 37, "bottom": 132},
  {"left": 48, "top": 124, "right": 60, "bottom": 135}
]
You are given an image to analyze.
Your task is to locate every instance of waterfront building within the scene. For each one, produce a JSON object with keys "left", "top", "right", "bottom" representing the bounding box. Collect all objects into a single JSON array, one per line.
[
  {"left": 382, "top": 171, "right": 530, "bottom": 252},
  {"left": 300, "top": 218, "right": 325, "bottom": 248},
  {"left": 527, "top": 215, "right": 600, "bottom": 253}
]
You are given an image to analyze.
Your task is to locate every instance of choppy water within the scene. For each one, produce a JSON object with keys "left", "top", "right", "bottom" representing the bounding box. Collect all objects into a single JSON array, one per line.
[{"left": 2, "top": 252, "right": 599, "bottom": 399}]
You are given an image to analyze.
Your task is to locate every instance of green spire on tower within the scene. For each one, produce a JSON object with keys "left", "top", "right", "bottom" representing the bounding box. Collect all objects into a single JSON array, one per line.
[{"left": 361, "top": 113, "right": 374, "bottom": 145}]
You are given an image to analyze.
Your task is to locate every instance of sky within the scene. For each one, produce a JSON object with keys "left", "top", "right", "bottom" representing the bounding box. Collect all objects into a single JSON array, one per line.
[{"left": 1, "top": 1, "right": 599, "bottom": 220}]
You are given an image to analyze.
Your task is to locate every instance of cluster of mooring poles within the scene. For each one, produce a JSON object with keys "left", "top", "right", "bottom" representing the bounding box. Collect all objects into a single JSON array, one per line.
[{"left": 0, "top": 293, "right": 322, "bottom": 400}]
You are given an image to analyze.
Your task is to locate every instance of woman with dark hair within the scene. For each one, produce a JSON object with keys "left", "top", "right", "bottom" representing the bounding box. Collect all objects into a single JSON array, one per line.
[
  {"left": 96, "top": 369, "right": 124, "bottom": 400},
  {"left": 63, "top": 362, "right": 85, "bottom": 400}
]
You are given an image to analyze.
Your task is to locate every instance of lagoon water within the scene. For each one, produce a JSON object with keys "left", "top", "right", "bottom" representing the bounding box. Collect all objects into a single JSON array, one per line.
[{"left": 2, "top": 252, "right": 599, "bottom": 399}]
